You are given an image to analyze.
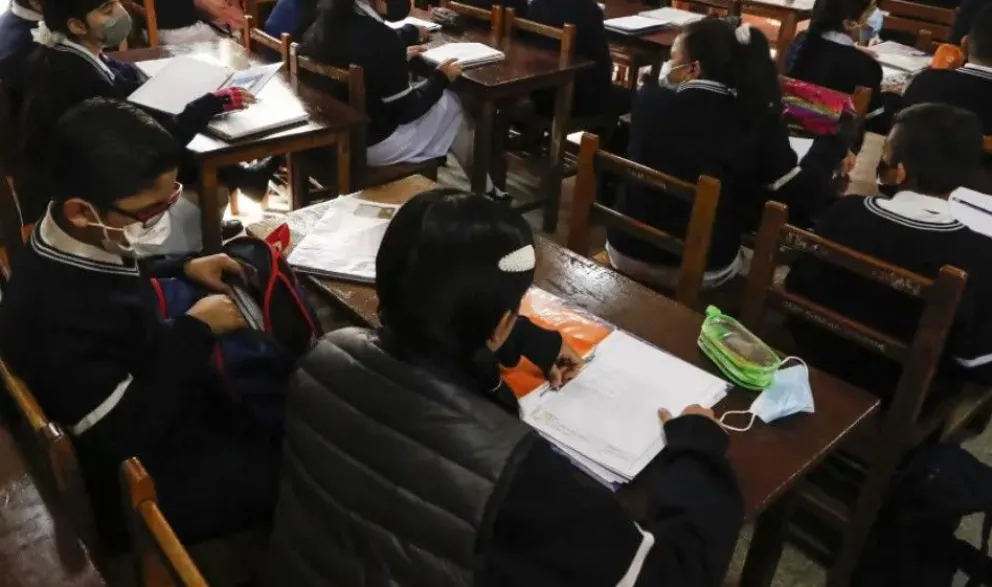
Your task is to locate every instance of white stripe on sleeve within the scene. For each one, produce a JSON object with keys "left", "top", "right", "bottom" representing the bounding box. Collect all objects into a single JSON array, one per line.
[
  {"left": 382, "top": 86, "right": 413, "bottom": 103},
  {"left": 866, "top": 106, "right": 885, "bottom": 119},
  {"left": 954, "top": 353, "right": 992, "bottom": 368},
  {"left": 616, "top": 524, "right": 656, "bottom": 587},
  {"left": 69, "top": 375, "right": 133, "bottom": 436},
  {"left": 768, "top": 166, "right": 802, "bottom": 191}
]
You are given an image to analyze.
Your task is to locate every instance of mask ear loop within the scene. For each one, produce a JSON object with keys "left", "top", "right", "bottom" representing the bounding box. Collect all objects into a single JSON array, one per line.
[
  {"left": 719, "top": 410, "right": 757, "bottom": 432},
  {"left": 780, "top": 356, "right": 810, "bottom": 378}
]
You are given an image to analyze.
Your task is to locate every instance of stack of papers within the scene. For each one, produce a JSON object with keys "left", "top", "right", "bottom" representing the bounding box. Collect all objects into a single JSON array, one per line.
[
  {"left": 286, "top": 195, "right": 401, "bottom": 283},
  {"left": 519, "top": 330, "right": 729, "bottom": 489},
  {"left": 421, "top": 42, "right": 505, "bottom": 68},
  {"left": 604, "top": 15, "right": 670, "bottom": 34},
  {"left": 950, "top": 187, "right": 992, "bottom": 239},
  {"left": 638, "top": 6, "right": 705, "bottom": 25},
  {"left": 386, "top": 16, "right": 441, "bottom": 31},
  {"left": 870, "top": 41, "right": 931, "bottom": 73}
]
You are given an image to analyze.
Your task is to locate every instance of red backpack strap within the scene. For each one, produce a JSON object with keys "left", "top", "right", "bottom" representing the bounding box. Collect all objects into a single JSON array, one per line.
[{"left": 148, "top": 278, "right": 168, "bottom": 318}]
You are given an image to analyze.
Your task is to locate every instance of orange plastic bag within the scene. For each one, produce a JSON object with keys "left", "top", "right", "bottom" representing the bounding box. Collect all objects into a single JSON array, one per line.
[{"left": 932, "top": 43, "right": 965, "bottom": 70}]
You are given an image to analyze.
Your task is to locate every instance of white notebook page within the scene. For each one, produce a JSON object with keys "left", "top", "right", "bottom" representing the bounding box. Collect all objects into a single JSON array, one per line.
[{"left": 128, "top": 56, "right": 233, "bottom": 116}]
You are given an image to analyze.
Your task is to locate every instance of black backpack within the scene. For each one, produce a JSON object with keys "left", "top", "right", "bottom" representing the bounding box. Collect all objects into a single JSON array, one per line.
[{"left": 853, "top": 444, "right": 992, "bottom": 587}]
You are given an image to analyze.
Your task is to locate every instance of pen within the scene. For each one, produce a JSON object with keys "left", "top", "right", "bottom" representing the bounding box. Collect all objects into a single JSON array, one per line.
[{"left": 955, "top": 198, "right": 992, "bottom": 217}]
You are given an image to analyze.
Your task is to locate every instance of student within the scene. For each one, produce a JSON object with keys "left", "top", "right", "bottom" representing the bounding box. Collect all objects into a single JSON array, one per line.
[
  {"left": 785, "top": 103, "right": 992, "bottom": 399},
  {"left": 265, "top": 188, "right": 743, "bottom": 586},
  {"left": 152, "top": 0, "right": 241, "bottom": 45},
  {"left": 263, "top": 0, "right": 316, "bottom": 38},
  {"left": 787, "top": 0, "right": 895, "bottom": 133},
  {"left": 0, "top": 0, "right": 43, "bottom": 88},
  {"left": 527, "top": 0, "right": 631, "bottom": 118},
  {"left": 608, "top": 19, "right": 850, "bottom": 291},
  {"left": 302, "top": 0, "right": 506, "bottom": 197},
  {"left": 952, "top": 0, "right": 989, "bottom": 43},
  {"left": 902, "top": 5, "right": 992, "bottom": 133},
  {"left": 0, "top": 98, "right": 282, "bottom": 549}
]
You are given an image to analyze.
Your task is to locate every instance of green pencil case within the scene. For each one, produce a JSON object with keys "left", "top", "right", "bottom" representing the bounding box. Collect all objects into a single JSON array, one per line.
[{"left": 697, "top": 306, "right": 781, "bottom": 390}]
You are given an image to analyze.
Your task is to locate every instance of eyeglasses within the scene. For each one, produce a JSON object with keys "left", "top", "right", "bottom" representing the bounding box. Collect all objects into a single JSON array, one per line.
[{"left": 112, "top": 182, "right": 183, "bottom": 227}]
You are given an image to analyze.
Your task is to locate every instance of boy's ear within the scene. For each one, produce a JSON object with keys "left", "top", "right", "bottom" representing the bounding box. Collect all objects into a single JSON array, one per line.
[
  {"left": 62, "top": 198, "right": 96, "bottom": 229},
  {"left": 894, "top": 162, "right": 908, "bottom": 186},
  {"left": 67, "top": 17, "right": 89, "bottom": 38}
]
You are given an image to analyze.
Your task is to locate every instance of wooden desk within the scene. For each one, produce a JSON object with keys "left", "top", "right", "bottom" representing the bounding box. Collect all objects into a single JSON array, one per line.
[
  {"left": 250, "top": 175, "right": 880, "bottom": 587},
  {"left": 413, "top": 11, "right": 593, "bottom": 232},
  {"left": 603, "top": 0, "right": 681, "bottom": 77},
  {"left": 115, "top": 40, "right": 367, "bottom": 252},
  {"left": 742, "top": 0, "right": 814, "bottom": 69}
]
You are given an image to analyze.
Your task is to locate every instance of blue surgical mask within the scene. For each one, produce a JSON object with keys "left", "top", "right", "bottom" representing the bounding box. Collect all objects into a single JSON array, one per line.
[
  {"left": 719, "top": 358, "right": 815, "bottom": 432},
  {"left": 860, "top": 8, "right": 884, "bottom": 44}
]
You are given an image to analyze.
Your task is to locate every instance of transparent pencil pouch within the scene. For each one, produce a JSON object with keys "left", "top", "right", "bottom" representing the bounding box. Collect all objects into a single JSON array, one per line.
[{"left": 697, "top": 306, "right": 781, "bottom": 390}]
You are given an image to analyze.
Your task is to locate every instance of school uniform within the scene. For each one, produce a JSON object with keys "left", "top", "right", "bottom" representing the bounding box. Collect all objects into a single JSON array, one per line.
[
  {"left": 265, "top": 324, "right": 743, "bottom": 586},
  {"left": 785, "top": 192, "right": 992, "bottom": 399},
  {"left": 0, "top": 206, "right": 281, "bottom": 550},
  {"left": 301, "top": 2, "right": 463, "bottom": 166},
  {"left": 527, "top": 0, "right": 631, "bottom": 118},
  {"left": 608, "top": 79, "right": 846, "bottom": 285},
  {"left": 902, "top": 63, "right": 992, "bottom": 133},
  {"left": 788, "top": 31, "right": 893, "bottom": 134},
  {"left": 0, "top": 2, "right": 41, "bottom": 89}
]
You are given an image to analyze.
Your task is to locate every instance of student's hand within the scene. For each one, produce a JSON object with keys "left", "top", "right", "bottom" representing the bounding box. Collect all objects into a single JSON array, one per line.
[
  {"left": 417, "top": 26, "right": 432, "bottom": 42},
  {"left": 549, "top": 340, "right": 584, "bottom": 389},
  {"left": 436, "top": 58, "right": 463, "bottom": 82},
  {"left": 213, "top": 87, "right": 256, "bottom": 112},
  {"left": 184, "top": 254, "right": 246, "bottom": 295},
  {"left": 407, "top": 45, "right": 427, "bottom": 61},
  {"left": 658, "top": 404, "right": 722, "bottom": 428},
  {"left": 186, "top": 295, "right": 247, "bottom": 335},
  {"left": 840, "top": 150, "right": 857, "bottom": 177}
]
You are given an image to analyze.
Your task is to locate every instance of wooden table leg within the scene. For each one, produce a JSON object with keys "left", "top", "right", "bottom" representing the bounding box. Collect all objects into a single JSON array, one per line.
[
  {"left": 543, "top": 78, "right": 575, "bottom": 234},
  {"left": 198, "top": 161, "right": 223, "bottom": 253},
  {"left": 471, "top": 100, "right": 497, "bottom": 195},
  {"left": 739, "top": 490, "right": 797, "bottom": 587},
  {"left": 336, "top": 132, "right": 351, "bottom": 196},
  {"left": 776, "top": 12, "right": 798, "bottom": 72}
]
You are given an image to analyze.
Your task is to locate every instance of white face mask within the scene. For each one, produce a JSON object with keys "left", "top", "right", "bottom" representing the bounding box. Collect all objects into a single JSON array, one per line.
[
  {"left": 659, "top": 60, "right": 690, "bottom": 90},
  {"left": 87, "top": 203, "right": 173, "bottom": 258},
  {"left": 719, "top": 357, "right": 815, "bottom": 432}
]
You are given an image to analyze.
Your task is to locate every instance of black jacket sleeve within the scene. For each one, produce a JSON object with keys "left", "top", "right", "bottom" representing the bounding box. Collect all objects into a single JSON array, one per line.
[
  {"left": 170, "top": 92, "right": 226, "bottom": 146},
  {"left": 496, "top": 316, "right": 563, "bottom": 375},
  {"left": 396, "top": 23, "right": 420, "bottom": 46},
  {"left": 489, "top": 415, "right": 742, "bottom": 586},
  {"left": 372, "top": 40, "right": 451, "bottom": 125},
  {"left": 952, "top": 0, "right": 986, "bottom": 43}
]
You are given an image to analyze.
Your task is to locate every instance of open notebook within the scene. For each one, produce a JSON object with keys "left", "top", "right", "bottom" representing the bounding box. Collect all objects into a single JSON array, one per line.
[
  {"left": 638, "top": 6, "right": 705, "bottom": 25},
  {"left": 604, "top": 15, "right": 669, "bottom": 34},
  {"left": 387, "top": 16, "right": 441, "bottom": 31},
  {"left": 870, "top": 41, "right": 931, "bottom": 73},
  {"left": 421, "top": 43, "right": 505, "bottom": 68},
  {"left": 286, "top": 196, "right": 401, "bottom": 283}
]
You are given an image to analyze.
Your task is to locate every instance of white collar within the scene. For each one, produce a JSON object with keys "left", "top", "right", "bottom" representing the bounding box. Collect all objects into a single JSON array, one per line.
[
  {"left": 54, "top": 37, "right": 115, "bottom": 81},
  {"left": 355, "top": 1, "right": 384, "bottom": 22},
  {"left": 867, "top": 190, "right": 963, "bottom": 232},
  {"left": 821, "top": 30, "right": 856, "bottom": 47},
  {"left": 961, "top": 62, "right": 992, "bottom": 79},
  {"left": 10, "top": 3, "right": 42, "bottom": 21},
  {"left": 38, "top": 204, "right": 125, "bottom": 266}
]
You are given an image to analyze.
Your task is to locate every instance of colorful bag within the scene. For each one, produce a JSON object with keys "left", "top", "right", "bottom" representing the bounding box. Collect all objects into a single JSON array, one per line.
[{"left": 782, "top": 78, "right": 857, "bottom": 135}]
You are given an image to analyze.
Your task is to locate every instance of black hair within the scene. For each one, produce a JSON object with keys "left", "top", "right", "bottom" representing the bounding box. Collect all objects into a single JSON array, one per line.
[
  {"left": 968, "top": 4, "right": 992, "bottom": 61},
  {"left": 41, "top": 0, "right": 108, "bottom": 36},
  {"left": 681, "top": 18, "right": 783, "bottom": 125},
  {"left": 51, "top": 98, "right": 180, "bottom": 208},
  {"left": 888, "top": 103, "right": 982, "bottom": 195},
  {"left": 305, "top": 0, "right": 410, "bottom": 42},
  {"left": 789, "top": 0, "right": 872, "bottom": 72},
  {"left": 376, "top": 189, "right": 535, "bottom": 363}
]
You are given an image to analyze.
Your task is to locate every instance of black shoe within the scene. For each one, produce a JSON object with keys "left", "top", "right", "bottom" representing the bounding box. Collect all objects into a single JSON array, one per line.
[
  {"left": 221, "top": 219, "right": 244, "bottom": 241},
  {"left": 485, "top": 186, "right": 512, "bottom": 204},
  {"left": 234, "top": 157, "right": 284, "bottom": 203}
]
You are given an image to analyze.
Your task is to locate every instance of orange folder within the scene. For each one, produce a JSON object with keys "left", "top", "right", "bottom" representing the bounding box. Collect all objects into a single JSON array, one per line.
[{"left": 500, "top": 289, "right": 613, "bottom": 398}]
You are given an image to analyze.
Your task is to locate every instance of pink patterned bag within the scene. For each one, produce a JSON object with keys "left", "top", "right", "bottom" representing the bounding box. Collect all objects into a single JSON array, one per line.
[{"left": 782, "top": 78, "right": 857, "bottom": 135}]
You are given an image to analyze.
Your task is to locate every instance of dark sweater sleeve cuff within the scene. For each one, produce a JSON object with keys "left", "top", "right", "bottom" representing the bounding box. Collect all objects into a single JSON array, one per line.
[
  {"left": 663, "top": 414, "right": 730, "bottom": 457},
  {"left": 166, "top": 314, "right": 217, "bottom": 365},
  {"left": 514, "top": 317, "right": 563, "bottom": 375},
  {"left": 398, "top": 23, "right": 419, "bottom": 46},
  {"left": 176, "top": 93, "right": 225, "bottom": 134}
]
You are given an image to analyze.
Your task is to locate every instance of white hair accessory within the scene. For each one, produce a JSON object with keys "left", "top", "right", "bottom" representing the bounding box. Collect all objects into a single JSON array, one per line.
[
  {"left": 735, "top": 23, "right": 752, "bottom": 45},
  {"left": 498, "top": 244, "right": 536, "bottom": 273},
  {"left": 32, "top": 21, "right": 67, "bottom": 47}
]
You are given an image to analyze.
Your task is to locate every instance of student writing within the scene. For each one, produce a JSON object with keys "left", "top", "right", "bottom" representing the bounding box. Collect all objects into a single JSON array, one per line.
[
  {"left": 608, "top": 19, "right": 850, "bottom": 292},
  {"left": 264, "top": 188, "right": 743, "bottom": 586},
  {"left": 785, "top": 103, "right": 992, "bottom": 401},
  {"left": 902, "top": 4, "right": 992, "bottom": 133},
  {"left": 0, "top": 98, "right": 282, "bottom": 550}
]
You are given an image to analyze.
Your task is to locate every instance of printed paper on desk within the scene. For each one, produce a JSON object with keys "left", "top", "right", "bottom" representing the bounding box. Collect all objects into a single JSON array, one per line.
[
  {"left": 387, "top": 16, "right": 441, "bottom": 30},
  {"left": 420, "top": 43, "right": 505, "bottom": 68},
  {"left": 639, "top": 7, "right": 704, "bottom": 25},
  {"left": 500, "top": 288, "right": 612, "bottom": 398},
  {"left": 604, "top": 15, "right": 668, "bottom": 34},
  {"left": 950, "top": 187, "right": 992, "bottom": 238},
  {"left": 870, "top": 41, "right": 930, "bottom": 72}
]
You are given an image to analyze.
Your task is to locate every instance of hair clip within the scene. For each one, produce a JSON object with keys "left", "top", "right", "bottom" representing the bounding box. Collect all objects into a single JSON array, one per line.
[
  {"left": 735, "top": 23, "right": 752, "bottom": 45},
  {"left": 31, "top": 21, "right": 66, "bottom": 47},
  {"left": 498, "top": 244, "right": 536, "bottom": 273}
]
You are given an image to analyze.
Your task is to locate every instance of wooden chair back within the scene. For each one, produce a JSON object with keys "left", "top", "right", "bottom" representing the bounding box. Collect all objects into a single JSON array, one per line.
[
  {"left": 502, "top": 8, "right": 576, "bottom": 59},
  {"left": 0, "top": 357, "right": 103, "bottom": 567},
  {"left": 240, "top": 15, "right": 291, "bottom": 67},
  {"left": 123, "top": 0, "right": 160, "bottom": 47},
  {"left": 568, "top": 133, "right": 721, "bottom": 308},
  {"left": 440, "top": 0, "right": 505, "bottom": 33},
  {"left": 288, "top": 44, "right": 365, "bottom": 113},
  {"left": 0, "top": 175, "right": 26, "bottom": 263},
  {"left": 122, "top": 458, "right": 208, "bottom": 587},
  {"left": 880, "top": 0, "right": 957, "bottom": 43}
]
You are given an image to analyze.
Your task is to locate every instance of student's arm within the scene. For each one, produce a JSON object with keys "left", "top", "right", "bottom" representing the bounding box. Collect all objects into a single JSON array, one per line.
[
  {"left": 371, "top": 40, "right": 450, "bottom": 125},
  {"left": 947, "top": 246, "right": 992, "bottom": 384},
  {"left": 863, "top": 61, "right": 894, "bottom": 134},
  {"left": 490, "top": 415, "right": 742, "bottom": 586},
  {"left": 171, "top": 93, "right": 227, "bottom": 146},
  {"left": 43, "top": 307, "right": 217, "bottom": 464},
  {"left": 951, "top": 0, "right": 985, "bottom": 43},
  {"left": 395, "top": 24, "right": 421, "bottom": 46},
  {"left": 495, "top": 316, "right": 563, "bottom": 373}
]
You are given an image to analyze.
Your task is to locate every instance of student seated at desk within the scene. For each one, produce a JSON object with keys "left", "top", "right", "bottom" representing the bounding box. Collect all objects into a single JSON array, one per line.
[
  {"left": 151, "top": 0, "right": 243, "bottom": 45},
  {"left": 264, "top": 188, "right": 743, "bottom": 587},
  {"left": 903, "top": 5, "right": 992, "bottom": 133},
  {"left": 302, "top": 0, "right": 506, "bottom": 197},
  {"left": 608, "top": 19, "right": 850, "bottom": 291},
  {"left": 527, "top": 0, "right": 631, "bottom": 118},
  {"left": 787, "top": 0, "right": 896, "bottom": 134},
  {"left": 785, "top": 103, "right": 992, "bottom": 399},
  {"left": 0, "top": 98, "right": 281, "bottom": 549},
  {"left": 0, "top": 0, "right": 43, "bottom": 88},
  {"left": 263, "top": 0, "right": 316, "bottom": 37}
]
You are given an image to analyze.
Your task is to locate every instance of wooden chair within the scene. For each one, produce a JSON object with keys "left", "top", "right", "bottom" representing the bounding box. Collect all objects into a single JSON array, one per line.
[
  {"left": 0, "top": 175, "right": 26, "bottom": 265},
  {"left": 123, "top": 0, "right": 160, "bottom": 47},
  {"left": 0, "top": 357, "right": 104, "bottom": 570},
  {"left": 739, "top": 201, "right": 992, "bottom": 587},
  {"left": 880, "top": 0, "right": 957, "bottom": 45},
  {"left": 288, "top": 43, "right": 442, "bottom": 201},
  {"left": 240, "top": 14, "right": 291, "bottom": 67},
  {"left": 121, "top": 458, "right": 208, "bottom": 587},
  {"left": 567, "top": 133, "right": 721, "bottom": 309},
  {"left": 440, "top": 0, "right": 506, "bottom": 31}
]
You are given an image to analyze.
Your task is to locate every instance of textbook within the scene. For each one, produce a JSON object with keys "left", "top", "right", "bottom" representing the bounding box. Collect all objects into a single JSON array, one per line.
[
  {"left": 386, "top": 16, "right": 442, "bottom": 31},
  {"left": 286, "top": 195, "right": 401, "bottom": 283},
  {"left": 638, "top": 6, "right": 705, "bottom": 26},
  {"left": 510, "top": 289, "right": 729, "bottom": 488},
  {"left": 128, "top": 56, "right": 284, "bottom": 116},
  {"left": 604, "top": 15, "right": 669, "bottom": 34},
  {"left": 421, "top": 43, "right": 505, "bottom": 68}
]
